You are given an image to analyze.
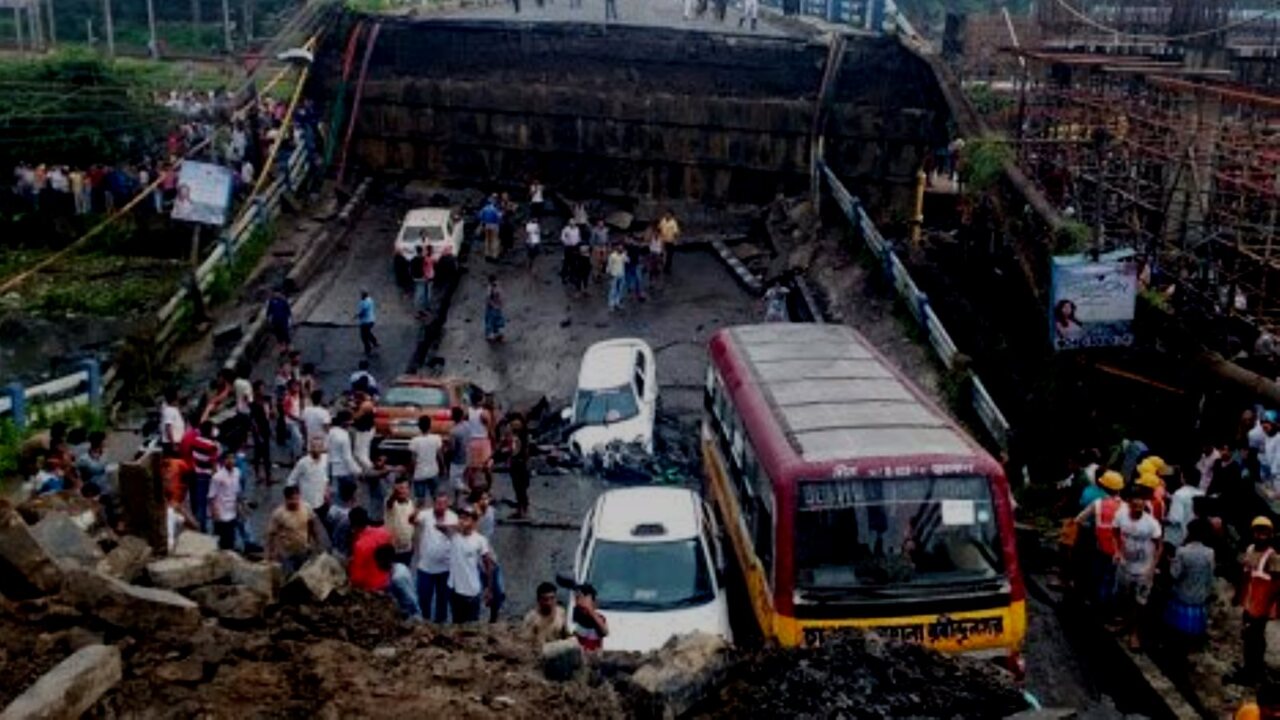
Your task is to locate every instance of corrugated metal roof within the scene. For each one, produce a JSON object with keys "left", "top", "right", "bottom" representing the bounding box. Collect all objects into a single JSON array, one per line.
[{"left": 730, "top": 324, "right": 971, "bottom": 461}]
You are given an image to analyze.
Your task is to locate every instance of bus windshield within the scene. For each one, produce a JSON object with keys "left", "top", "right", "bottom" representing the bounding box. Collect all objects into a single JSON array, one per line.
[{"left": 794, "top": 476, "right": 1004, "bottom": 593}]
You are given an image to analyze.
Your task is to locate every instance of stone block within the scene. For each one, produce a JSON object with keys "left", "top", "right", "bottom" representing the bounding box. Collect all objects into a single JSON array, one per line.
[
  {"left": 31, "top": 511, "right": 104, "bottom": 566},
  {"left": 541, "top": 638, "right": 585, "bottom": 682},
  {"left": 0, "top": 505, "right": 63, "bottom": 597},
  {"left": 0, "top": 644, "right": 121, "bottom": 720},
  {"left": 172, "top": 531, "right": 219, "bottom": 558},
  {"left": 96, "top": 536, "right": 153, "bottom": 582},
  {"left": 146, "top": 553, "right": 232, "bottom": 590},
  {"left": 61, "top": 566, "right": 200, "bottom": 633},
  {"left": 189, "top": 585, "right": 268, "bottom": 622},
  {"left": 628, "top": 633, "right": 734, "bottom": 720},
  {"left": 229, "top": 556, "right": 283, "bottom": 600},
  {"left": 283, "top": 553, "right": 346, "bottom": 603}
]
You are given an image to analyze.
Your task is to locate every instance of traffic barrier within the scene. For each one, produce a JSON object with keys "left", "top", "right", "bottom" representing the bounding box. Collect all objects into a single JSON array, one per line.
[
  {"left": 0, "top": 360, "right": 102, "bottom": 431},
  {"left": 820, "top": 161, "right": 1012, "bottom": 450}
]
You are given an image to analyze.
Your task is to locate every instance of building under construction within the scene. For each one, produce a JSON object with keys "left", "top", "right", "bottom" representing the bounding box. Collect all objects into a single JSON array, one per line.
[{"left": 969, "top": 0, "right": 1279, "bottom": 335}]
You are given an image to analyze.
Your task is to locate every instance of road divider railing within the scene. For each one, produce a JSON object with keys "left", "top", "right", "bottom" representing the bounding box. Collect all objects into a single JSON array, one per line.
[
  {"left": 820, "top": 161, "right": 1012, "bottom": 451},
  {"left": 0, "top": 360, "right": 103, "bottom": 430}
]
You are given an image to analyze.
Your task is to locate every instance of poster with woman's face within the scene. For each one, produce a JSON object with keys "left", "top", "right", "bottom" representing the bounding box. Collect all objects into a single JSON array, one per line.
[
  {"left": 1050, "top": 258, "right": 1138, "bottom": 351},
  {"left": 170, "top": 161, "right": 233, "bottom": 227}
]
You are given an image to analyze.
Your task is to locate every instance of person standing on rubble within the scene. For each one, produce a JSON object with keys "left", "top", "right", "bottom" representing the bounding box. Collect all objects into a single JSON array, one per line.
[
  {"left": 209, "top": 451, "right": 242, "bottom": 551},
  {"left": 266, "top": 485, "right": 326, "bottom": 574},
  {"left": 386, "top": 477, "right": 417, "bottom": 567},
  {"left": 1228, "top": 516, "right": 1280, "bottom": 686},
  {"left": 448, "top": 506, "right": 495, "bottom": 624},
  {"left": 412, "top": 490, "right": 458, "bottom": 623}
]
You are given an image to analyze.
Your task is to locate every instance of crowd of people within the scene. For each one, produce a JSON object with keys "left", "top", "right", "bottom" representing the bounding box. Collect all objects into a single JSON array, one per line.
[
  {"left": 1062, "top": 407, "right": 1280, "bottom": 689},
  {"left": 8, "top": 91, "right": 320, "bottom": 226}
]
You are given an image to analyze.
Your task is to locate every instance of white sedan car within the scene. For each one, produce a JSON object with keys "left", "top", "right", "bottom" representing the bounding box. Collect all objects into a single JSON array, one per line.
[
  {"left": 393, "top": 207, "right": 465, "bottom": 261},
  {"left": 566, "top": 487, "right": 733, "bottom": 652},
  {"left": 567, "top": 338, "right": 657, "bottom": 457}
]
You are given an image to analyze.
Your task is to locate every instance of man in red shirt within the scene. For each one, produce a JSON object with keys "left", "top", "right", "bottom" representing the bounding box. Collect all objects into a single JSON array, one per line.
[{"left": 348, "top": 507, "right": 393, "bottom": 591}]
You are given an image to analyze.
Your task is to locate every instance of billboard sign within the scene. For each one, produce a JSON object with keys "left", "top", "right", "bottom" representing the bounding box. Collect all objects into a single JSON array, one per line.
[
  {"left": 1050, "top": 254, "right": 1138, "bottom": 351},
  {"left": 171, "top": 161, "right": 234, "bottom": 227}
]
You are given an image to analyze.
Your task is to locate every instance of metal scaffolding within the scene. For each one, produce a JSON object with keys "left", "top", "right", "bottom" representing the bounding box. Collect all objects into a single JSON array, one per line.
[{"left": 992, "top": 44, "right": 1279, "bottom": 331}]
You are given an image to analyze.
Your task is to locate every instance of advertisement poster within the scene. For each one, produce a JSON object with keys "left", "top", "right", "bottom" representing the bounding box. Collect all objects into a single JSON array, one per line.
[
  {"left": 171, "top": 161, "right": 233, "bottom": 227},
  {"left": 1050, "top": 255, "right": 1138, "bottom": 351}
]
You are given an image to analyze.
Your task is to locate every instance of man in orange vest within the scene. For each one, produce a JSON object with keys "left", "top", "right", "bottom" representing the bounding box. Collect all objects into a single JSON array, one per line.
[
  {"left": 1075, "top": 470, "right": 1125, "bottom": 613},
  {"left": 1228, "top": 516, "right": 1280, "bottom": 686}
]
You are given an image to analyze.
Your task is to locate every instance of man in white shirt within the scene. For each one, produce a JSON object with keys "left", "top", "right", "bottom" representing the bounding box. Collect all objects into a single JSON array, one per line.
[
  {"left": 408, "top": 416, "right": 445, "bottom": 502},
  {"left": 208, "top": 452, "right": 242, "bottom": 550},
  {"left": 160, "top": 387, "right": 186, "bottom": 453},
  {"left": 524, "top": 218, "right": 541, "bottom": 269},
  {"left": 1115, "top": 491, "right": 1162, "bottom": 649},
  {"left": 560, "top": 223, "right": 582, "bottom": 284},
  {"left": 286, "top": 443, "right": 330, "bottom": 511},
  {"left": 327, "top": 411, "right": 360, "bottom": 499},
  {"left": 1164, "top": 475, "right": 1204, "bottom": 547},
  {"left": 448, "top": 507, "right": 494, "bottom": 624},
  {"left": 302, "top": 389, "right": 331, "bottom": 448},
  {"left": 412, "top": 491, "right": 457, "bottom": 623}
]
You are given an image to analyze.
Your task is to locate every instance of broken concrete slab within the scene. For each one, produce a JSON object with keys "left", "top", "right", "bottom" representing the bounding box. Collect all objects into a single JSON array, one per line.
[
  {"left": 229, "top": 555, "right": 283, "bottom": 600},
  {"left": 31, "top": 511, "right": 104, "bottom": 566},
  {"left": 97, "top": 536, "right": 153, "bottom": 582},
  {"left": 541, "top": 638, "right": 585, "bottom": 682},
  {"left": 628, "top": 633, "right": 734, "bottom": 720},
  {"left": 146, "top": 553, "right": 233, "bottom": 590},
  {"left": 152, "top": 657, "right": 205, "bottom": 685},
  {"left": 0, "top": 505, "right": 63, "bottom": 597},
  {"left": 0, "top": 644, "right": 121, "bottom": 720},
  {"left": 171, "top": 531, "right": 219, "bottom": 558},
  {"left": 61, "top": 566, "right": 200, "bottom": 633},
  {"left": 283, "top": 553, "right": 347, "bottom": 602},
  {"left": 15, "top": 492, "right": 100, "bottom": 527},
  {"left": 189, "top": 585, "right": 268, "bottom": 622}
]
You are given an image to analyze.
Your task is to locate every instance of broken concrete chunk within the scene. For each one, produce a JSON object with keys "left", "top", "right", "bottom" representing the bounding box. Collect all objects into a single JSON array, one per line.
[
  {"left": 541, "top": 638, "right": 585, "bottom": 682},
  {"left": 152, "top": 657, "right": 205, "bottom": 685},
  {"left": 61, "top": 566, "right": 200, "bottom": 633},
  {"left": 229, "top": 555, "right": 284, "bottom": 600},
  {"left": 172, "top": 531, "right": 219, "bottom": 557},
  {"left": 146, "top": 552, "right": 233, "bottom": 590},
  {"left": 31, "top": 511, "right": 104, "bottom": 566},
  {"left": 0, "top": 644, "right": 121, "bottom": 720},
  {"left": 0, "top": 505, "right": 63, "bottom": 597},
  {"left": 189, "top": 585, "right": 268, "bottom": 621},
  {"left": 97, "top": 536, "right": 153, "bottom": 582},
  {"left": 283, "top": 553, "right": 347, "bottom": 602},
  {"left": 628, "top": 633, "right": 734, "bottom": 720}
]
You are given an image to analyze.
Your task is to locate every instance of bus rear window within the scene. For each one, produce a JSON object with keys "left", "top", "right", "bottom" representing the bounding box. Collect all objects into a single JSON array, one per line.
[{"left": 794, "top": 476, "right": 1003, "bottom": 591}]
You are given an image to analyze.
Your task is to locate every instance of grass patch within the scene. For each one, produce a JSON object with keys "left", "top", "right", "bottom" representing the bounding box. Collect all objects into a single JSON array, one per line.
[
  {"left": 208, "top": 221, "right": 276, "bottom": 304},
  {"left": 15, "top": 253, "right": 183, "bottom": 318}
]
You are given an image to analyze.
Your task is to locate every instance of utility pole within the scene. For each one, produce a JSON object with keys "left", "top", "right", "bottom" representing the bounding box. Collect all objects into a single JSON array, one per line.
[
  {"left": 101, "top": 0, "right": 114, "bottom": 58},
  {"left": 45, "top": 0, "right": 55, "bottom": 47},
  {"left": 29, "top": 1, "right": 43, "bottom": 51},
  {"left": 146, "top": 0, "right": 157, "bottom": 58},
  {"left": 191, "top": 0, "right": 201, "bottom": 36},
  {"left": 241, "top": 0, "right": 252, "bottom": 42},
  {"left": 13, "top": 7, "right": 23, "bottom": 52},
  {"left": 221, "top": 0, "right": 232, "bottom": 53}
]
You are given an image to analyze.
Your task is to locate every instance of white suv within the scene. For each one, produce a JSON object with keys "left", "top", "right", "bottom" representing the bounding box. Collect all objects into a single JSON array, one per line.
[
  {"left": 567, "top": 338, "right": 657, "bottom": 458},
  {"left": 394, "top": 207, "right": 464, "bottom": 261},
  {"left": 565, "top": 487, "right": 733, "bottom": 652}
]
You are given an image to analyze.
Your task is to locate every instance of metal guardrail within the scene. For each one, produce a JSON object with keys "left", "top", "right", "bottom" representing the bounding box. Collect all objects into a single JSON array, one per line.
[
  {"left": 1, "top": 150, "right": 313, "bottom": 427},
  {"left": 821, "top": 161, "right": 1013, "bottom": 451}
]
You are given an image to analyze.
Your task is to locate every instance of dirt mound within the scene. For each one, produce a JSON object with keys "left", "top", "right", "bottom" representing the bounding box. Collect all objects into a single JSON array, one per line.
[{"left": 698, "top": 633, "right": 1027, "bottom": 720}]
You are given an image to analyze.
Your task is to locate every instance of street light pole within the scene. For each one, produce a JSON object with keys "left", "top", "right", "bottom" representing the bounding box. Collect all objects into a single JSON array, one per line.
[
  {"left": 221, "top": 0, "right": 232, "bottom": 53},
  {"left": 101, "top": 0, "right": 114, "bottom": 58},
  {"left": 146, "top": 0, "right": 157, "bottom": 58}
]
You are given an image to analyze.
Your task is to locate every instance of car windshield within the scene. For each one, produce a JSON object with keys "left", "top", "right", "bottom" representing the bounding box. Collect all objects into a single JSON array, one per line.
[
  {"left": 586, "top": 539, "right": 715, "bottom": 610},
  {"left": 794, "top": 476, "right": 1004, "bottom": 594},
  {"left": 574, "top": 386, "right": 639, "bottom": 425},
  {"left": 382, "top": 385, "right": 449, "bottom": 408},
  {"left": 404, "top": 224, "right": 445, "bottom": 242}
]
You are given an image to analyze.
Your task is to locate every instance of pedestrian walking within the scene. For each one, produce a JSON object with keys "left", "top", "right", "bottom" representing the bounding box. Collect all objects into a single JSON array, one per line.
[
  {"left": 412, "top": 491, "right": 458, "bottom": 623},
  {"left": 190, "top": 421, "right": 220, "bottom": 533},
  {"left": 356, "top": 291, "right": 379, "bottom": 355},
  {"left": 1074, "top": 470, "right": 1124, "bottom": 612},
  {"left": 657, "top": 210, "right": 681, "bottom": 274},
  {"left": 209, "top": 452, "right": 242, "bottom": 550},
  {"left": 625, "top": 234, "right": 647, "bottom": 302},
  {"left": 607, "top": 244, "right": 628, "bottom": 311},
  {"left": 417, "top": 245, "right": 436, "bottom": 313},
  {"left": 590, "top": 219, "right": 609, "bottom": 281},
  {"left": 448, "top": 506, "right": 495, "bottom": 623},
  {"left": 506, "top": 412, "right": 532, "bottom": 519},
  {"left": 1114, "top": 489, "right": 1161, "bottom": 649},
  {"left": 524, "top": 217, "right": 541, "bottom": 269},
  {"left": 328, "top": 411, "right": 360, "bottom": 501},
  {"left": 249, "top": 380, "right": 274, "bottom": 486},
  {"left": 739, "top": 0, "right": 758, "bottom": 29},
  {"left": 763, "top": 281, "right": 791, "bottom": 322},
  {"left": 560, "top": 221, "right": 582, "bottom": 284},
  {"left": 266, "top": 290, "right": 292, "bottom": 351},
  {"left": 484, "top": 275, "right": 506, "bottom": 343},
  {"left": 479, "top": 196, "right": 502, "bottom": 262}
]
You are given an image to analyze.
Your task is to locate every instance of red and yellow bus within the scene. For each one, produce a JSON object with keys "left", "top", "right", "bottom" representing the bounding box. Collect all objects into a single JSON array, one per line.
[{"left": 702, "top": 323, "right": 1026, "bottom": 670}]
